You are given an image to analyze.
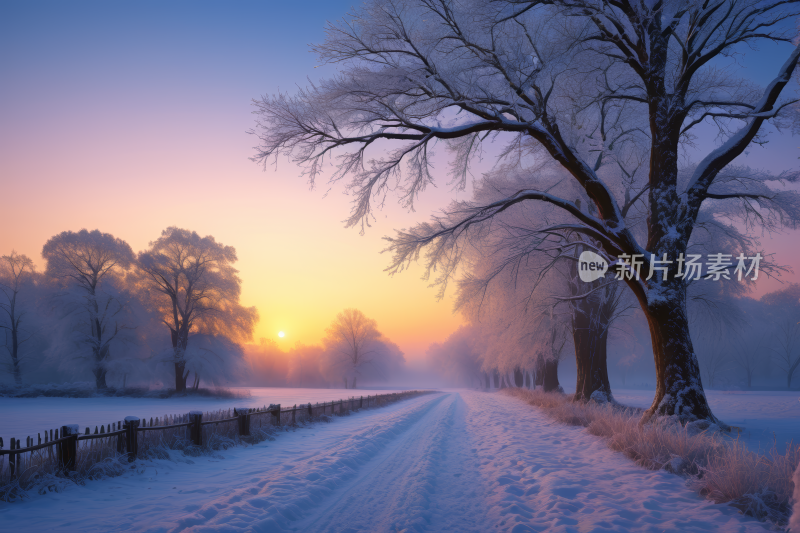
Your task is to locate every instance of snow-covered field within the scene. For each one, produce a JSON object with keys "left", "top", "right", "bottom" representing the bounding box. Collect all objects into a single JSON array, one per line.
[
  {"left": 0, "top": 391, "right": 769, "bottom": 532},
  {"left": 613, "top": 389, "right": 800, "bottom": 453},
  {"left": 0, "top": 387, "right": 417, "bottom": 440},
  {"left": 4, "top": 386, "right": 796, "bottom": 455}
]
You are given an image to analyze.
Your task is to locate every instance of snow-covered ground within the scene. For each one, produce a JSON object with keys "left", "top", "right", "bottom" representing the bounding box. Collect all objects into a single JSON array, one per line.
[
  {"left": 0, "top": 387, "right": 417, "bottom": 439},
  {"left": 1, "top": 391, "right": 768, "bottom": 532},
  {"left": 613, "top": 389, "right": 800, "bottom": 453}
]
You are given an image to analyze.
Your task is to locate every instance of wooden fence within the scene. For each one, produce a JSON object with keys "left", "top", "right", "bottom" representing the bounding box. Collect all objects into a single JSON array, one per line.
[{"left": 0, "top": 390, "right": 430, "bottom": 494}]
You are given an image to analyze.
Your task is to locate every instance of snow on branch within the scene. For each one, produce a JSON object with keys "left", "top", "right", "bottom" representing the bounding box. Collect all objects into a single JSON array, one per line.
[{"left": 251, "top": 0, "right": 634, "bottom": 237}]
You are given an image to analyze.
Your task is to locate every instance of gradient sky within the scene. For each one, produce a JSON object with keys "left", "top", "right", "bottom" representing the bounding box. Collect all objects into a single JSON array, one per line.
[{"left": 1, "top": 1, "right": 799, "bottom": 362}]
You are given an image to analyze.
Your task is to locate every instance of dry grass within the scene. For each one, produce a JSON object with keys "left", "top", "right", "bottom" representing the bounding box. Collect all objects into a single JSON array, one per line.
[{"left": 505, "top": 388, "right": 800, "bottom": 527}]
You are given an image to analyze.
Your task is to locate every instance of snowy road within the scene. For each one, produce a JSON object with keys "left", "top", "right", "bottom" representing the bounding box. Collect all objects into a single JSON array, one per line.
[{"left": 0, "top": 391, "right": 767, "bottom": 532}]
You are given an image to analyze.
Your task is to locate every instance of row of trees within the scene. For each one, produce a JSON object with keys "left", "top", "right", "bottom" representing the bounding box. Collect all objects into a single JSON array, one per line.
[
  {"left": 252, "top": 0, "right": 800, "bottom": 423},
  {"left": 246, "top": 309, "right": 406, "bottom": 389},
  {"left": 429, "top": 282, "right": 800, "bottom": 394},
  {"left": 0, "top": 228, "right": 257, "bottom": 391}
]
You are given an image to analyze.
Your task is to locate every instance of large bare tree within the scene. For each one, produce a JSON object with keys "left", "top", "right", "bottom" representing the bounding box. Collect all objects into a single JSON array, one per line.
[
  {"left": 137, "top": 227, "right": 258, "bottom": 392},
  {"left": 42, "top": 229, "right": 135, "bottom": 389},
  {"left": 252, "top": 0, "right": 800, "bottom": 423}
]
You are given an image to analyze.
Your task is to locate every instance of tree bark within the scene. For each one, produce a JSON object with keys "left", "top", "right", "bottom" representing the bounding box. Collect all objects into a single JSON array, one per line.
[
  {"left": 542, "top": 359, "right": 561, "bottom": 393},
  {"left": 175, "top": 361, "right": 187, "bottom": 392},
  {"left": 513, "top": 368, "right": 524, "bottom": 387},
  {"left": 10, "top": 325, "right": 21, "bottom": 385},
  {"left": 171, "top": 328, "right": 189, "bottom": 392},
  {"left": 352, "top": 376, "right": 357, "bottom": 389},
  {"left": 91, "top": 314, "right": 108, "bottom": 389},
  {"left": 643, "top": 291, "right": 717, "bottom": 423},
  {"left": 571, "top": 295, "right": 614, "bottom": 403},
  {"left": 94, "top": 367, "right": 107, "bottom": 390},
  {"left": 534, "top": 354, "right": 545, "bottom": 387},
  {"left": 568, "top": 240, "right": 614, "bottom": 403}
]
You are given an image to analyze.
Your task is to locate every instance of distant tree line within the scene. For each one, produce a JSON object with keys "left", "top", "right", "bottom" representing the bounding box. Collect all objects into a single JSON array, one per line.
[
  {"left": 0, "top": 227, "right": 258, "bottom": 392},
  {"left": 428, "top": 282, "right": 800, "bottom": 393},
  {"left": 244, "top": 309, "right": 406, "bottom": 389}
]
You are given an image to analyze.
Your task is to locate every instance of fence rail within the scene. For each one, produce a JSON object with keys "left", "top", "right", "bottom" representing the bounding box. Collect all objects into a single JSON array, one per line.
[{"left": 0, "top": 390, "right": 431, "bottom": 494}]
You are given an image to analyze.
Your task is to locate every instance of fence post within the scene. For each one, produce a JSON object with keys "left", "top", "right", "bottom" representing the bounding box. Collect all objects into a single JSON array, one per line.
[
  {"left": 360, "top": 395, "right": 363, "bottom": 409},
  {"left": 307, "top": 402, "right": 313, "bottom": 417},
  {"left": 234, "top": 408, "right": 251, "bottom": 437},
  {"left": 116, "top": 422, "right": 124, "bottom": 454},
  {"left": 189, "top": 411, "right": 203, "bottom": 446},
  {"left": 9, "top": 437, "right": 16, "bottom": 480},
  {"left": 291, "top": 405, "right": 297, "bottom": 426},
  {"left": 123, "top": 416, "right": 140, "bottom": 462},
  {"left": 58, "top": 424, "right": 79, "bottom": 472}
]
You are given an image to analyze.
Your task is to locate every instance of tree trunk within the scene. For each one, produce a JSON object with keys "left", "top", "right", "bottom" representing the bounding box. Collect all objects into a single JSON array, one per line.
[
  {"left": 172, "top": 328, "right": 189, "bottom": 392},
  {"left": 92, "top": 315, "right": 108, "bottom": 389},
  {"left": 10, "top": 326, "right": 21, "bottom": 385},
  {"left": 514, "top": 368, "right": 524, "bottom": 387},
  {"left": 541, "top": 359, "right": 561, "bottom": 392},
  {"left": 534, "top": 355, "right": 545, "bottom": 387},
  {"left": 572, "top": 298, "right": 613, "bottom": 403},
  {"left": 352, "top": 376, "right": 357, "bottom": 389},
  {"left": 343, "top": 377, "right": 348, "bottom": 389},
  {"left": 93, "top": 367, "right": 107, "bottom": 390},
  {"left": 175, "top": 361, "right": 187, "bottom": 392},
  {"left": 643, "top": 294, "right": 717, "bottom": 423},
  {"left": 568, "top": 241, "right": 614, "bottom": 403}
]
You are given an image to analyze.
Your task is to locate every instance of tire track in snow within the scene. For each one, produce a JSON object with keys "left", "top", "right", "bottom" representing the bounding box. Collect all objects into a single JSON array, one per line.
[{"left": 293, "top": 392, "right": 493, "bottom": 533}]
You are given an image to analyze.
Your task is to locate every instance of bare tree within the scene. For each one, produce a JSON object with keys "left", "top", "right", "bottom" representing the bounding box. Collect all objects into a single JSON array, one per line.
[
  {"left": 617, "top": 352, "right": 641, "bottom": 387},
  {"left": 0, "top": 252, "right": 37, "bottom": 384},
  {"left": 733, "top": 337, "right": 764, "bottom": 389},
  {"left": 323, "top": 308, "right": 381, "bottom": 388},
  {"left": 427, "top": 325, "right": 486, "bottom": 387},
  {"left": 136, "top": 227, "right": 258, "bottom": 392},
  {"left": 699, "top": 348, "right": 728, "bottom": 390},
  {"left": 772, "top": 321, "right": 800, "bottom": 389},
  {"left": 253, "top": 0, "right": 800, "bottom": 422},
  {"left": 42, "top": 229, "right": 135, "bottom": 389}
]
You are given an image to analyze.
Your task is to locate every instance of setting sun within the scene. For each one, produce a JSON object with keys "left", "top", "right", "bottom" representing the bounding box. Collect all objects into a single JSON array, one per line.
[{"left": 278, "top": 331, "right": 285, "bottom": 338}]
